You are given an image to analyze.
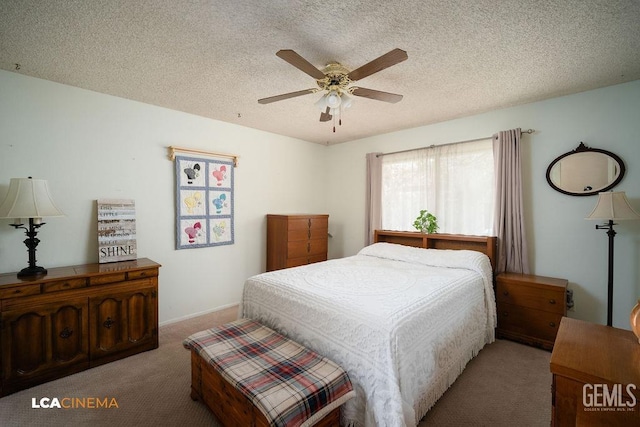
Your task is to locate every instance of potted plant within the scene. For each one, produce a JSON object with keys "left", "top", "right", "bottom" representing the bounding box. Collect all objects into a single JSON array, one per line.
[{"left": 413, "top": 210, "right": 439, "bottom": 234}]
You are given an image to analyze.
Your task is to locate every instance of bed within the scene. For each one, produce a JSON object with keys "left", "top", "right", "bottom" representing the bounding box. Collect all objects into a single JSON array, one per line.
[{"left": 240, "top": 230, "right": 497, "bottom": 427}]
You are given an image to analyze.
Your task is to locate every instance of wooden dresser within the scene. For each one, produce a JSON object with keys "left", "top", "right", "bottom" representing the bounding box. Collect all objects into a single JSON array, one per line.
[
  {"left": 0, "top": 258, "right": 160, "bottom": 396},
  {"left": 266, "top": 214, "right": 328, "bottom": 271},
  {"left": 550, "top": 317, "right": 640, "bottom": 426},
  {"left": 496, "top": 273, "right": 567, "bottom": 350}
]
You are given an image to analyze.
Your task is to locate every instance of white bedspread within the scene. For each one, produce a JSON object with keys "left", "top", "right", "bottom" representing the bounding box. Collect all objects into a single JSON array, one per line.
[{"left": 240, "top": 243, "right": 496, "bottom": 427}]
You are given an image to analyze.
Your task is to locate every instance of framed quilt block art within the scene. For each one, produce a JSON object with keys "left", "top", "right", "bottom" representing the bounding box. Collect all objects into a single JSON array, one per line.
[{"left": 175, "top": 155, "right": 234, "bottom": 249}]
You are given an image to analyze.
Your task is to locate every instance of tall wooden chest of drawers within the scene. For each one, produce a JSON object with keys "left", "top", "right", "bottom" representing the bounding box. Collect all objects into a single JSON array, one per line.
[
  {"left": 496, "top": 272, "right": 567, "bottom": 350},
  {"left": 266, "top": 214, "right": 329, "bottom": 271}
]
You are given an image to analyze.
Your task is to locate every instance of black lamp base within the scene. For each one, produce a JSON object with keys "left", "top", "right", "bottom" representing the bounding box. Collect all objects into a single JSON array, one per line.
[
  {"left": 17, "top": 265, "right": 48, "bottom": 278},
  {"left": 595, "top": 220, "right": 616, "bottom": 327},
  {"left": 10, "top": 218, "right": 49, "bottom": 279}
]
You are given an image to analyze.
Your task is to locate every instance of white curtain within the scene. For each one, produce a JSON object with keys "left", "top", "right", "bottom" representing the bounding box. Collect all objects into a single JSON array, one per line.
[
  {"left": 380, "top": 139, "right": 494, "bottom": 235},
  {"left": 493, "top": 128, "right": 530, "bottom": 274},
  {"left": 365, "top": 152, "right": 383, "bottom": 245}
]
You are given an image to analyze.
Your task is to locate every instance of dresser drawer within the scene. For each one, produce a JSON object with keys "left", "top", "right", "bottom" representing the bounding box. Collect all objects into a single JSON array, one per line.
[
  {"left": 496, "top": 280, "right": 565, "bottom": 314},
  {"left": 127, "top": 269, "right": 158, "bottom": 280},
  {"left": 288, "top": 226, "right": 328, "bottom": 242},
  {"left": 287, "top": 218, "right": 328, "bottom": 241},
  {"left": 88, "top": 273, "right": 127, "bottom": 285},
  {"left": 0, "top": 284, "right": 41, "bottom": 299},
  {"left": 498, "top": 303, "right": 563, "bottom": 342},
  {"left": 287, "top": 217, "right": 328, "bottom": 231},
  {"left": 42, "top": 278, "right": 87, "bottom": 293},
  {"left": 286, "top": 254, "right": 327, "bottom": 268},
  {"left": 287, "top": 238, "right": 328, "bottom": 258}
]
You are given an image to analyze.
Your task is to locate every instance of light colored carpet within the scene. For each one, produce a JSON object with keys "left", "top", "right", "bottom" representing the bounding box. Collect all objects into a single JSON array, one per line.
[{"left": 0, "top": 306, "right": 551, "bottom": 426}]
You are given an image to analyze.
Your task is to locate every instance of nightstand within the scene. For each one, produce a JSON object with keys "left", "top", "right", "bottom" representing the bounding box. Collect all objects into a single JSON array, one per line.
[{"left": 496, "top": 272, "right": 568, "bottom": 350}]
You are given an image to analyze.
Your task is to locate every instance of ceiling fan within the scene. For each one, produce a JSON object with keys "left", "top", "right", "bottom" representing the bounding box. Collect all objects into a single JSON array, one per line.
[{"left": 258, "top": 48, "right": 408, "bottom": 132}]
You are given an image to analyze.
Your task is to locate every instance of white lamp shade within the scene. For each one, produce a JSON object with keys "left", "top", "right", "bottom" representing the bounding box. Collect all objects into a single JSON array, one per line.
[
  {"left": 314, "top": 94, "right": 328, "bottom": 111},
  {"left": 585, "top": 191, "right": 640, "bottom": 220},
  {"left": 326, "top": 91, "right": 341, "bottom": 108},
  {"left": 0, "top": 178, "right": 64, "bottom": 219},
  {"left": 341, "top": 92, "right": 353, "bottom": 109}
]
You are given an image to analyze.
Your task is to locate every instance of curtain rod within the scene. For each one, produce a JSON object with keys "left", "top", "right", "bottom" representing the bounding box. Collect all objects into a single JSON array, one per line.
[
  {"left": 376, "top": 129, "right": 535, "bottom": 158},
  {"left": 167, "top": 146, "right": 239, "bottom": 167}
]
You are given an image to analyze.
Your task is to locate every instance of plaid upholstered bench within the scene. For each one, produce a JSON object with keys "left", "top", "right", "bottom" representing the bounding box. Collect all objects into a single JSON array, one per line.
[{"left": 183, "top": 318, "right": 355, "bottom": 427}]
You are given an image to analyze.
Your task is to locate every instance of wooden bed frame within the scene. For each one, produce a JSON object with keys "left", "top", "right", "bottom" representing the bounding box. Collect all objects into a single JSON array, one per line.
[{"left": 374, "top": 230, "right": 497, "bottom": 271}]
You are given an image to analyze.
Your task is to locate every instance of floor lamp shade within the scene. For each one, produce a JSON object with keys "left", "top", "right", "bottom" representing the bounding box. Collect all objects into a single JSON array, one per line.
[
  {"left": 586, "top": 191, "right": 640, "bottom": 221},
  {"left": 586, "top": 191, "right": 640, "bottom": 327}
]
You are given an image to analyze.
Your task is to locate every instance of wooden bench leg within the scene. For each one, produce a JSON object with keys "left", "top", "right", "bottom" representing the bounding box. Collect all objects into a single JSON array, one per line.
[{"left": 190, "top": 350, "right": 202, "bottom": 401}]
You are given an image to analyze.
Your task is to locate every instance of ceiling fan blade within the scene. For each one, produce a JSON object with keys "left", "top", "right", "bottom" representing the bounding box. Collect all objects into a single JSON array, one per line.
[
  {"left": 276, "top": 50, "right": 326, "bottom": 80},
  {"left": 319, "top": 106, "right": 332, "bottom": 122},
  {"left": 351, "top": 87, "right": 403, "bottom": 103},
  {"left": 347, "top": 48, "right": 408, "bottom": 82},
  {"left": 258, "top": 89, "right": 315, "bottom": 104}
]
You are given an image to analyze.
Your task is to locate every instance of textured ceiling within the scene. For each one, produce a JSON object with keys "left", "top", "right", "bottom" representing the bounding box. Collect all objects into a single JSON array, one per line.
[{"left": 1, "top": 0, "right": 639, "bottom": 145}]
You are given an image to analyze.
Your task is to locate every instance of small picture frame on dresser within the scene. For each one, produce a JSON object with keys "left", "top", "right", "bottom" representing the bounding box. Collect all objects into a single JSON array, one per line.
[{"left": 97, "top": 199, "right": 137, "bottom": 263}]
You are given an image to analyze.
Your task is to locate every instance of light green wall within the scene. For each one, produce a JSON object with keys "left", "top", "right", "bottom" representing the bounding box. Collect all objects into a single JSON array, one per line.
[
  {"left": 0, "top": 70, "right": 328, "bottom": 324},
  {"left": 326, "top": 79, "right": 640, "bottom": 328},
  {"left": 2, "top": 68, "right": 639, "bottom": 328}
]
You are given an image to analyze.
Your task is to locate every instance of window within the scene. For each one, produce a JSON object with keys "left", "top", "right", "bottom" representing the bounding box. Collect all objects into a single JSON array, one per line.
[{"left": 381, "top": 139, "right": 494, "bottom": 235}]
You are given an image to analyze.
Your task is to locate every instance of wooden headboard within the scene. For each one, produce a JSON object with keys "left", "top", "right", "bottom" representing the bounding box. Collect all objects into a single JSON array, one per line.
[{"left": 374, "top": 230, "right": 497, "bottom": 272}]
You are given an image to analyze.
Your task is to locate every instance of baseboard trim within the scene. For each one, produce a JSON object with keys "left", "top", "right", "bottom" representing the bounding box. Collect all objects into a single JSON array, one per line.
[{"left": 159, "top": 302, "right": 239, "bottom": 327}]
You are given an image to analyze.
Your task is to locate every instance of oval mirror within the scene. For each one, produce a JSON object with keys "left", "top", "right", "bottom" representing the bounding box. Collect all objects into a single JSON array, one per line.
[{"left": 546, "top": 142, "right": 625, "bottom": 196}]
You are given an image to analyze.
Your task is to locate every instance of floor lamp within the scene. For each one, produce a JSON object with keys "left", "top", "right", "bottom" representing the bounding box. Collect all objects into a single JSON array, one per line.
[{"left": 586, "top": 191, "right": 640, "bottom": 326}]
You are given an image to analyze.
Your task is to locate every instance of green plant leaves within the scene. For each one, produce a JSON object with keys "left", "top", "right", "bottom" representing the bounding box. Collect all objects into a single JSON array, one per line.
[{"left": 412, "top": 210, "right": 439, "bottom": 234}]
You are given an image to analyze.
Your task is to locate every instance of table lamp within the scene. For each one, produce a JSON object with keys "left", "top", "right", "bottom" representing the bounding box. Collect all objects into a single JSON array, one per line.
[{"left": 0, "top": 177, "right": 64, "bottom": 277}]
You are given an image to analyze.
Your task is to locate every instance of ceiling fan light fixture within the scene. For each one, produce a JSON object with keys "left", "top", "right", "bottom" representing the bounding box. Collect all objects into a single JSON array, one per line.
[
  {"left": 341, "top": 92, "right": 353, "bottom": 109},
  {"left": 259, "top": 48, "right": 407, "bottom": 131},
  {"left": 314, "top": 94, "right": 328, "bottom": 111},
  {"left": 326, "top": 91, "right": 342, "bottom": 108}
]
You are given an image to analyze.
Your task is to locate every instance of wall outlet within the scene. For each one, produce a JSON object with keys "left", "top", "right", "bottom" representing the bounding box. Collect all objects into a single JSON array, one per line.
[{"left": 566, "top": 289, "right": 575, "bottom": 311}]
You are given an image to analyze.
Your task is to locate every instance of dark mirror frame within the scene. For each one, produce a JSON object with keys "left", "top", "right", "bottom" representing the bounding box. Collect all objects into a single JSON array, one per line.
[{"left": 546, "top": 142, "right": 625, "bottom": 196}]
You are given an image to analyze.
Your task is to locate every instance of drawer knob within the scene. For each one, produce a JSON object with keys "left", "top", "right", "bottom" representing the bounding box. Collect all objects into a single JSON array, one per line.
[
  {"left": 59, "top": 327, "right": 73, "bottom": 339},
  {"left": 549, "top": 299, "right": 556, "bottom": 304},
  {"left": 103, "top": 317, "right": 116, "bottom": 329},
  {"left": 549, "top": 322, "right": 556, "bottom": 328},
  {"left": 503, "top": 291, "right": 509, "bottom": 296},
  {"left": 502, "top": 312, "right": 508, "bottom": 317}
]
